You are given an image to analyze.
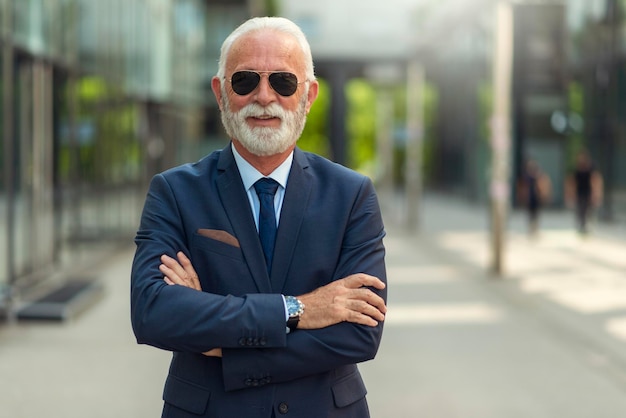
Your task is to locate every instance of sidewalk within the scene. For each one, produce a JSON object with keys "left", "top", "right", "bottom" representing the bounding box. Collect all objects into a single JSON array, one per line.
[
  {"left": 0, "top": 248, "right": 170, "bottom": 418},
  {"left": 362, "top": 193, "right": 626, "bottom": 417},
  {"left": 1, "top": 193, "right": 625, "bottom": 417}
]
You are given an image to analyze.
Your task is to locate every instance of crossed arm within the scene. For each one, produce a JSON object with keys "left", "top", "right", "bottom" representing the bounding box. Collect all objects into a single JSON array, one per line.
[{"left": 159, "top": 251, "right": 387, "bottom": 357}]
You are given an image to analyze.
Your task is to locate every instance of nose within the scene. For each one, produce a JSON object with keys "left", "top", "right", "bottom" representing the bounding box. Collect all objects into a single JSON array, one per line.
[{"left": 252, "top": 74, "right": 277, "bottom": 105}]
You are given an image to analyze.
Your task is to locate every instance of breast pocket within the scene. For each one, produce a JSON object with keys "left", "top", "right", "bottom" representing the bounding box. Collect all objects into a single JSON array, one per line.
[
  {"left": 192, "top": 231, "right": 243, "bottom": 261},
  {"left": 190, "top": 233, "right": 253, "bottom": 295}
]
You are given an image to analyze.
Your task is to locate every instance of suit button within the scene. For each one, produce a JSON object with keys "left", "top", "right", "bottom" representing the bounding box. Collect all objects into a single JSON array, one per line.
[
  {"left": 246, "top": 337, "right": 254, "bottom": 346},
  {"left": 238, "top": 338, "right": 247, "bottom": 346},
  {"left": 278, "top": 402, "right": 289, "bottom": 414},
  {"left": 244, "top": 378, "right": 253, "bottom": 386},
  {"left": 259, "top": 337, "right": 267, "bottom": 346}
]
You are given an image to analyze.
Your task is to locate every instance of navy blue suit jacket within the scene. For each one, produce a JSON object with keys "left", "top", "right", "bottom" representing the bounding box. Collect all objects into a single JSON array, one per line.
[{"left": 131, "top": 144, "right": 387, "bottom": 418}]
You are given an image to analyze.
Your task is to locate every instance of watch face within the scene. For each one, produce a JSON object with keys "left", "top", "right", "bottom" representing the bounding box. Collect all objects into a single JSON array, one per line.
[{"left": 286, "top": 296, "right": 301, "bottom": 316}]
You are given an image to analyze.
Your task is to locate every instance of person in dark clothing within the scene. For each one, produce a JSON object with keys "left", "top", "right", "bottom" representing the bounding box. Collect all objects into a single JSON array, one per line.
[
  {"left": 565, "top": 151, "right": 604, "bottom": 234},
  {"left": 517, "top": 159, "right": 551, "bottom": 236}
]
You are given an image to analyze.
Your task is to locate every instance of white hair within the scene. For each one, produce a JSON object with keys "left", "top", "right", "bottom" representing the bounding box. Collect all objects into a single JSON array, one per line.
[{"left": 216, "top": 16, "right": 315, "bottom": 81}]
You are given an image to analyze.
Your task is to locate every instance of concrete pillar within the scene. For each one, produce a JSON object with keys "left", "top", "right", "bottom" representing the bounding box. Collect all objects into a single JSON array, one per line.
[
  {"left": 490, "top": 1, "right": 514, "bottom": 277},
  {"left": 327, "top": 67, "right": 348, "bottom": 165},
  {"left": 376, "top": 88, "right": 394, "bottom": 193},
  {"left": 405, "top": 60, "right": 424, "bottom": 232}
]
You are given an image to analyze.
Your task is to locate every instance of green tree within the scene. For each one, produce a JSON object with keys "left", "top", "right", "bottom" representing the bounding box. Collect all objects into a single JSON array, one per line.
[
  {"left": 298, "top": 78, "right": 330, "bottom": 157},
  {"left": 346, "top": 79, "right": 377, "bottom": 174}
]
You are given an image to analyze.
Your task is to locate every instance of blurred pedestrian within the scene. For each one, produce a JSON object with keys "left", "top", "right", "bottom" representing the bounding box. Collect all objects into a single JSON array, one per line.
[
  {"left": 565, "top": 150, "right": 603, "bottom": 234},
  {"left": 517, "top": 159, "right": 551, "bottom": 236},
  {"left": 130, "top": 16, "right": 387, "bottom": 418}
]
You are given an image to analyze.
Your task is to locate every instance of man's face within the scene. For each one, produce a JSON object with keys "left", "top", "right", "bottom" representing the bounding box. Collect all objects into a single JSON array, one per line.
[{"left": 212, "top": 30, "right": 318, "bottom": 156}]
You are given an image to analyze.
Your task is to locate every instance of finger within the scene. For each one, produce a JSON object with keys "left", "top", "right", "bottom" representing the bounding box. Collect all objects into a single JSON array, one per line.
[
  {"left": 160, "top": 256, "right": 200, "bottom": 290},
  {"left": 177, "top": 251, "right": 199, "bottom": 278},
  {"left": 349, "top": 299, "right": 386, "bottom": 322},
  {"left": 160, "top": 254, "right": 185, "bottom": 277},
  {"left": 161, "top": 254, "right": 192, "bottom": 283},
  {"left": 202, "top": 348, "right": 223, "bottom": 357},
  {"left": 159, "top": 263, "right": 182, "bottom": 283},
  {"left": 350, "top": 288, "right": 387, "bottom": 314},
  {"left": 176, "top": 252, "right": 201, "bottom": 290},
  {"left": 345, "top": 310, "right": 380, "bottom": 327},
  {"left": 343, "top": 273, "right": 386, "bottom": 290}
]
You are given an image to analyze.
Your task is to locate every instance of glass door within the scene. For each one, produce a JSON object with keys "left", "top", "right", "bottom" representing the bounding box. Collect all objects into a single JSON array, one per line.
[
  {"left": 0, "top": 42, "right": 6, "bottom": 294},
  {"left": 13, "top": 55, "right": 55, "bottom": 281}
]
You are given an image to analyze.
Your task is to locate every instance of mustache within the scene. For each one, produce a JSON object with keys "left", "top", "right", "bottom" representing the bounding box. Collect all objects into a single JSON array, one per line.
[{"left": 238, "top": 103, "right": 286, "bottom": 121}]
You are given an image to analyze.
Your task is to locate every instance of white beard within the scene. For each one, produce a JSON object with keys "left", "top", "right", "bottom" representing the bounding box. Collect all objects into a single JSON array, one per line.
[{"left": 220, "top": 86, "right": 308, "bottom": 156}]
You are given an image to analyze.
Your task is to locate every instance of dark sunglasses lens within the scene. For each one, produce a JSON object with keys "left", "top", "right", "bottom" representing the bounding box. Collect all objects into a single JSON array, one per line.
[
  {"left": 231, "top": 71, "right": 260, "bottom": 95},
  {"left": 269, "top": 72, "right": 299, "bottom": 96}
]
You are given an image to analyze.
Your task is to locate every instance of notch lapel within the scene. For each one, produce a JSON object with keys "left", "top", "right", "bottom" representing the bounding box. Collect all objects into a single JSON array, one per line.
[
  {"left": 216, "top": 146, "right": 271, "bottom": 293},
  {"left": 271, "top": 149, "right": 312, "bottom": 292}
]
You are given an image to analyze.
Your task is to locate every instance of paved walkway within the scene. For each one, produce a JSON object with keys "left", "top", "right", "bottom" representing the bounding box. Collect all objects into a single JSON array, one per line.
[
  {"left": 363, "top": 193, "right": 626, "bottom": 417},
  {"left": 1, "top": 193, "right": 626, "bottom": 417}
]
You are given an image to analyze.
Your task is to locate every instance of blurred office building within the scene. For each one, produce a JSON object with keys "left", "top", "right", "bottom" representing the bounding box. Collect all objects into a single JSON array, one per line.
[
  {"left": 0, "top": 0, "right": 263, "bottom": 317},
  {"left": 2, "top": 0, "right": 626, "bottom": 318},
  {"left": 283, "top": 0, "right": 626, "bottom": 215}
]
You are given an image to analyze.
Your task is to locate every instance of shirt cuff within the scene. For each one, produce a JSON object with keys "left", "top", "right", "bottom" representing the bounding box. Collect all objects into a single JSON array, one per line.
[
  {"left": 281, "top": 294, "right": 289, "bottom": 321},
  {"left": 281, "top": 295, "right": 290, "bottom": 333}
]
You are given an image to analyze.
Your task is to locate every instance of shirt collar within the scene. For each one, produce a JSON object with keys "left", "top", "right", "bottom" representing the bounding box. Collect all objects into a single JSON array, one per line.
[{"left": 231, "top": 142, "right": 293, "bottom": 191}]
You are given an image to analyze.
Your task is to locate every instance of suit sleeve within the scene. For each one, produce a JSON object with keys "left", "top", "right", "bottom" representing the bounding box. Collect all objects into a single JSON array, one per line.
[
  {"left": 130, "top": 173, "right": 287, "bottom": 353},
  {"left": 221, "top": 176, "right": 387, "bottom": 391}
]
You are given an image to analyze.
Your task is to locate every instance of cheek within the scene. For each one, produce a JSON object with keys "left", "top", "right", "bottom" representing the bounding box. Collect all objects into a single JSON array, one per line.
[
  {"left": 228, "top": 95, "right": 253, "bottom": 113},
  {"left": 227, "top": 93, "right": 248, "bottom": 111},
  {"left": 277, "top": 96, "right": 301, "bottom": 112}
]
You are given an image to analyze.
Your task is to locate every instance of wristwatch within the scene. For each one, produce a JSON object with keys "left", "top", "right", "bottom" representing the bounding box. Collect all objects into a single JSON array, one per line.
[{"left": 285, "top": 296, "right": 305, "bottom": 332}]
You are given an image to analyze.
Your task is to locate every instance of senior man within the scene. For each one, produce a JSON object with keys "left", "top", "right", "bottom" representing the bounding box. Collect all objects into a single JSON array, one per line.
[{"left": 131, "top": 16, "right": 387, "bottom": 418}]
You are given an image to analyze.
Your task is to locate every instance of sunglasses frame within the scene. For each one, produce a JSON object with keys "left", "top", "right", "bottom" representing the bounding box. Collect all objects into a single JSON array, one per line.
[{"left": 226, "top": 70, "right": 308, "bottom": 97}]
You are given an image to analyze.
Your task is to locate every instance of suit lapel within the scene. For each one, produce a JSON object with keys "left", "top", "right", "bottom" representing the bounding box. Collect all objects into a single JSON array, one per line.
[
  {"left": 216, "top": 145, "right": 272, "bottom": 293},
  {"left": 271, "top": 149, "right": 312, "bottom": 292}
]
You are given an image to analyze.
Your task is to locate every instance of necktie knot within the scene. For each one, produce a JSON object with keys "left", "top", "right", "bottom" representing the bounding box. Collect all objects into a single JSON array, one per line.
[{"left": 254, "top": 178, "right": 279, "bottom": 196}]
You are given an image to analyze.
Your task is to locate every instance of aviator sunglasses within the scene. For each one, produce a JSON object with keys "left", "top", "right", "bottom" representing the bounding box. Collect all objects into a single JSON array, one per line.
[{"left": 228, "top": 71, "right": 306, "bottom": 97}]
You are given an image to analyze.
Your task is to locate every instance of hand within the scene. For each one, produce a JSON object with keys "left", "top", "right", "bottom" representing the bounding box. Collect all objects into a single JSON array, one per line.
[
  {"left": 160, "top": 252, "right": 202, "bottom": 291},
  {"left": 297, "top": 273, "right": 386, "bottom": 329},
  {"left": 161, "top": 253, "right": 221, "bottom": 356},
  {"left": 203, "top": 348, "right": 222, "bottom": 357}
]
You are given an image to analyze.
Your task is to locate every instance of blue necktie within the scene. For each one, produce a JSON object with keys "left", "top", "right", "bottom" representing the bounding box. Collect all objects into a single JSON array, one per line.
[{"left": 254, "top": 178, "right": 279, "bottom": 274}]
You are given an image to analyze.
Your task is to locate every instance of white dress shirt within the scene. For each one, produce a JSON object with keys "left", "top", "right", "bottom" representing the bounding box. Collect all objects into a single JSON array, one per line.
[
  {"left": 231, "top": 143, "right": 292, "bottom": 231},
  {"left": 231, "top": 143, "right": 293, "bottom": 324}
]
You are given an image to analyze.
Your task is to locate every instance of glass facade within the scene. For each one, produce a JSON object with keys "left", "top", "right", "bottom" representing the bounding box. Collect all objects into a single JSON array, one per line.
[
  {"left": 0, "top": 31, "right": 5, "bottom": 293},
  {"left": 12, "top": 56, "right": 55, "bottom": 279},
  {"left": 1, "top": 0, "right": 250, "bottom": 302},
  {"left": 410, "top": 0, "right": 626, "bottom": 216}
]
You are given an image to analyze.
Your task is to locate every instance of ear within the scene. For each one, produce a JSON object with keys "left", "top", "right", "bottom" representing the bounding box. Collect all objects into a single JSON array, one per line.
[
  {"left": 211, "top": 76, "right": 223, "bottom": 110},
  {"left": 305, "top": 80, "right": 319, "bottom": 114}
]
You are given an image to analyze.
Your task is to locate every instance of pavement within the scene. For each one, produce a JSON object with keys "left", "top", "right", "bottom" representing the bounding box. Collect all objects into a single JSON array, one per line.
[{"left": 1, "top": 193, "right": 626, "bottom": 418}]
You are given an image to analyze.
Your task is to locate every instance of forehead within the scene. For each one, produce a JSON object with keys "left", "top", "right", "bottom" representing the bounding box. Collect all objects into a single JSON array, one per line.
[{"left": 227, "top": 30, "right": 304, "bottom": 72}]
